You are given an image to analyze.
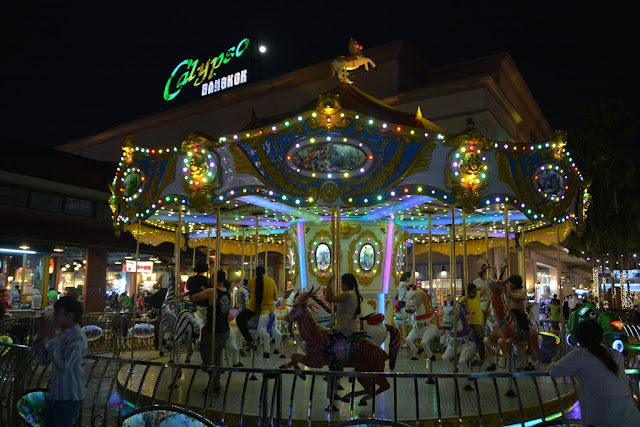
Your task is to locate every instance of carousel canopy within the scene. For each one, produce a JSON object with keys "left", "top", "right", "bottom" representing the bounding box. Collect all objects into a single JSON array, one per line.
[{"left": 110, "top": 84, "right": 588, "bottom": 248}]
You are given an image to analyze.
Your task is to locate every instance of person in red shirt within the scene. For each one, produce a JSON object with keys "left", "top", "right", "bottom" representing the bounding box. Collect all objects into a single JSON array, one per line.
[{"left": 0, "top": 288, "right": 13, "bottom": 309}]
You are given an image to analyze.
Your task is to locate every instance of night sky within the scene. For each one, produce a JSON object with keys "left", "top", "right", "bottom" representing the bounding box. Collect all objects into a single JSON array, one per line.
[{"left": 3, "top": 3, "right": 637, "bottom": 149}]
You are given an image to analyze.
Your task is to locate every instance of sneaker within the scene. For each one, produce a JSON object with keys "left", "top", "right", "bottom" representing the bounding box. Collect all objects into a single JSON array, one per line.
[{"left": 263, "top": 352, "right": 270, "bottom": 359}]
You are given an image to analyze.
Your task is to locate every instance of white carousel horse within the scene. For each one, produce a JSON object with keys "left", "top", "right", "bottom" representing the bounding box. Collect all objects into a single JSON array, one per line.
[
  {"left": 236, "top": 286, "right": 283, "bottom": 357},
  {"left": 157, "top": 271, "right": 200, "bottom": 363},
  {"left": 440, "top": 300, "right": 478, "bottom": 373},
  {"left": 330, "top": 38, "right": 377, "bottom": 84},
  {"left": 403, "top": 288, "right": 444, "bottom": 361}
]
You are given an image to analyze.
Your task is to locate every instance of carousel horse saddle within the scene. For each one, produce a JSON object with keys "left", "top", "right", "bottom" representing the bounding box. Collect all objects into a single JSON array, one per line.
[
  {"left": 360, "top": 312, "right": 384, "bottom": 325},
  {"left": 248, "top": 311, "right": 276, "bottom": 334},
  {"left": 332, "top": 332, "right": 368, "bottom": 362}
]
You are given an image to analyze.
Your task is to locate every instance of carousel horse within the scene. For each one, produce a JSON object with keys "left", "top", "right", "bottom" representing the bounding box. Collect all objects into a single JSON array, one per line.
[
  {"left": 235, "top": 285, "right": 283, "bottom": 356},
  {"left": 330, "top": 38, "right": 377, "bottom": 84},
  {"left": 440, "top": 300, "right": 478, "bottom": 373},
  {"left": 280, "top": 288, "right": 396, "bottom": 406},
  {"left": 484, "top": 279, "right": 540, "bottom": 371},
  {"left": 291, "top": 290, "right": 400, "bottom": 355},
  {"left": 403, "top": 288, "right": 444, "bottom": 361},
  {"left": 157, "top": 270, "right": 200, "bottom": 363}
]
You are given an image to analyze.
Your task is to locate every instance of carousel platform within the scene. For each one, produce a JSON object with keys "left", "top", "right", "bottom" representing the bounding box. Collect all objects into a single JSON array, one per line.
[{"left": 115, "top": 345, "right": 577, "bottom": 426}]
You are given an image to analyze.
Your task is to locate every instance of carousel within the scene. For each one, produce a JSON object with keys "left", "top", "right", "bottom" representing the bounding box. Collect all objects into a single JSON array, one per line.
[{"left": 107, "top": 41, "right": 593, "bottom": 425}]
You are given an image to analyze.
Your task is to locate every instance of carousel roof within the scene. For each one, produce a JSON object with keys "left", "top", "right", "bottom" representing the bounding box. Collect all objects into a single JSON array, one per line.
[{"left": 110, "top": 84, "right": 589, "bottom": 249}]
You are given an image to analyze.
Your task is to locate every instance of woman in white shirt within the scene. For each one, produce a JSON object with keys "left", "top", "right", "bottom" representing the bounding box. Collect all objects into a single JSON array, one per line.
[
  {"left": 548, "top": 320, "right": 640, "bottom": 426},
  {"left": 321, "top": 273, "right": 363, "bottom": 371}
]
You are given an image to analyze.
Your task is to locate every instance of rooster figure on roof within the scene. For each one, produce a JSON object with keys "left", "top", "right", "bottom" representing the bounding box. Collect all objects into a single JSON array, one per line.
[{"left": 330, "top": 38, "right": 377, "bottom": 84}]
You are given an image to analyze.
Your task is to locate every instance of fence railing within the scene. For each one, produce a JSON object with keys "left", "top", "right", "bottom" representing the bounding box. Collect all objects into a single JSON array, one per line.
[
  {"left": 0, "top": 312, "right": 157, "bottom": 355},
  {"left": 2, "top": 316, "right": 639, "bottom": 426}
]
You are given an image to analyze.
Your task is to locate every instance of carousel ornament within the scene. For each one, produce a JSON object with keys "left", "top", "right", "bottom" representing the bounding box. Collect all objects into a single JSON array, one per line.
[{"left": 330, "top": 38, "right": 377, "bottom": 84}]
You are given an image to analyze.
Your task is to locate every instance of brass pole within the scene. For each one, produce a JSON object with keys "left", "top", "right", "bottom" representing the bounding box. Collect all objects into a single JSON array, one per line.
[
  {"left": 505, "top": 208, "right": 511, "bottom": 311},
  {"left": 557, "top": 224, "right": 564, "bottom": 355},
  {"left": 212, "top": 206, "right": 221, "bottom": 368},
  {"left": 520, "top": 226, "right": 526, "bottom": 293},
  {"left": 282, "top": 238, "right": 287, "bottom": 299},
  {"left": 207, "top": 227, "right": 212, "bottom": 280},
  {"left": 265, "top": 237, "right": 269, "bottom": 274},
  {"left": 255, "top": 216, "right": 259, "bottom": 270},
  {"left": 485, "top": 226, "right": 490, "bottom": 267},
  {"left": 131, "top": 220, "right": 140, "bottom": 360},
  {"left": 462, "top": 212, "right": 468, "bottom": 288},
  {"left": 192, "top": 245, "right": 196, "bottom": 271},
  {"left": 173, "top": 207, "right": 183, "bottom": 298},
  {"left": 450, "top": 205, "right": 458, "bottom": 373},
  {"left": 330, "top": 206, "right": 336, "bottom": 326},
  {"left": 241, "top": 226, "right": 246, "bottom": 285},
  {"left": 336, "top": 207, "right": 341, "bottom": 297},
  {"left": 428, "top": 213, "right": 433, "bottom": 298},
  {"left": 504, "top": 208, "right": 510, "bottom": 278}
]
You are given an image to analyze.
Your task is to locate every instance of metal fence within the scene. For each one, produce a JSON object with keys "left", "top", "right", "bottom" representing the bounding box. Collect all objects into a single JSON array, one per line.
[{"left": 1, "top": 316, "right": 639, "bottom": 426}]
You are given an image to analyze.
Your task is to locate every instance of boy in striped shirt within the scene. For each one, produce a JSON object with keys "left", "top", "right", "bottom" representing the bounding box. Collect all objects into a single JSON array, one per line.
[{"left": 33, "top": 296, "right": 88, "bottom": 427}]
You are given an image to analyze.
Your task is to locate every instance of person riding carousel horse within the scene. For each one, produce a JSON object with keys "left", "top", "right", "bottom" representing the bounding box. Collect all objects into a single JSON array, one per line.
[
  {"left": 235, "top": 266, "right": 281, "bottom": 358},
  {"left": 281, "top": 283, "right": 398, "bottom": 407}
]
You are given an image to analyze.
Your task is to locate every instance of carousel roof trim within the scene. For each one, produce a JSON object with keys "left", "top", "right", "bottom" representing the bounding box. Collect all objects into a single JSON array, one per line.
[{"left": 110, "top": 85, "right": 587, "bottom": 244}]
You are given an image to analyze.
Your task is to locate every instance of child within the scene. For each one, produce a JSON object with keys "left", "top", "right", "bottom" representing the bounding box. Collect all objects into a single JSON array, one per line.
[
  {"left": 459, "top": 282, "right": 487, "bottom": 367},
  {"left": 33, "top": 296, "right": 88, "bottom": 427},
  {"left": 506, "top": 275, "right": 535, "bottom": 354}
]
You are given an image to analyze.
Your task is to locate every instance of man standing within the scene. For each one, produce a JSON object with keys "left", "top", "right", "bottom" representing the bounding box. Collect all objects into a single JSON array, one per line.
[
  {"left": 33, "top": 296, "right": 88, "bottom": 426},
  {"left": 191, "top": 270, "right": 230, "bottom": 394}
]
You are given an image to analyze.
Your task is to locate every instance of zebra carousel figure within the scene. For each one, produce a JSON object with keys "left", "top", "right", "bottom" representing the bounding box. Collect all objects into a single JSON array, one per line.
[{"left": 157, "top": 264, "right": 200, "bottom": 363}]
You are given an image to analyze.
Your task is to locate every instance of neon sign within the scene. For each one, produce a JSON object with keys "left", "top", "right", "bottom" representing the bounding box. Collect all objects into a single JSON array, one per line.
[{"left": 164, "top": 38, "right": 250, "bottom": 101}]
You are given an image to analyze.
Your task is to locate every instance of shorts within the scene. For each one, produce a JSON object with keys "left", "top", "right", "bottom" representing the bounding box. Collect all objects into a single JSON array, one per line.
[
  {"left": 397, "top": 301, "right": 406, "bottom": 311},
  {"left": 511, "top": 309, "right": 530, "bottom": 331}
]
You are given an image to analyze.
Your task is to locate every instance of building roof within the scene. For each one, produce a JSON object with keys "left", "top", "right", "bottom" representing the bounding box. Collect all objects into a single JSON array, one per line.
[{"left": 0, "top": 142, "right": 115, "bottom": 194}]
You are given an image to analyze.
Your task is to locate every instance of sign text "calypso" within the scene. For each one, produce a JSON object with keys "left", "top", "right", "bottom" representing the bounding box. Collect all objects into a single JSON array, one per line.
[{"left": 164, "top": 38, "right": 250, "bottom": 101}]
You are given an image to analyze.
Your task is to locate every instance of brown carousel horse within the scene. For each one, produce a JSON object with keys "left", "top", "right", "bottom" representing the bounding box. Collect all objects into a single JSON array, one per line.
[
  {"left": 484, "top": 278, "right": 540, "bottom": 371},
  {"left": 280, "top": 288, "right": 397, "bottom": 406}
]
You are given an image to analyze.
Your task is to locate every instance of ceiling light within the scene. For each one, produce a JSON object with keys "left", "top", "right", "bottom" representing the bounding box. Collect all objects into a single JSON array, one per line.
[
  {"left": 19, "top": 243, "right": 30, "bottom": 250},
  {"left": 53, "top": 245, "right": 65, "bottom": 253},
  {"left": 124, "top": 253, "right": 133, "bottom": 259}
]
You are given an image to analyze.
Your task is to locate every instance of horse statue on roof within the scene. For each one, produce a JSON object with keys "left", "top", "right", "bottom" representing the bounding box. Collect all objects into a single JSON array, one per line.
[
  {"left": 330, "top": 38, "right": 377, "bottom": 84},
  {"left": 403, "top": 287, "right": 444, "bottom": 361},
  {"left": 440, "top": 299, "right": 478, "bottom": 373},
  {"left": 280, "top": 288, "right": 395, "bottom": 406}
]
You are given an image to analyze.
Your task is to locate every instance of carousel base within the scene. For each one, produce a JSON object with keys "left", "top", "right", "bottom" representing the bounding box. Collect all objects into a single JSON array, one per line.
[{"left": 116, "top": 346, "right": 577, "bottom": 426}]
